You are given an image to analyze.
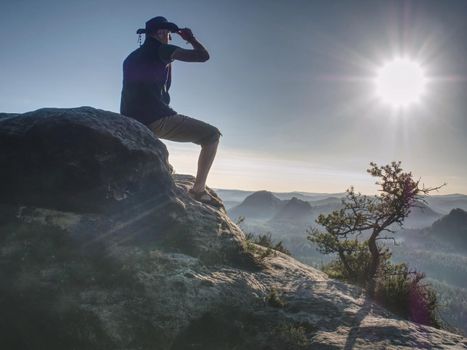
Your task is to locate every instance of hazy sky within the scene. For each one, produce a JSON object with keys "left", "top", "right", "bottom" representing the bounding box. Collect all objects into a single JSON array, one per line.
[{"left": 1, "top": 0, "right": 466, "bottom": 194}]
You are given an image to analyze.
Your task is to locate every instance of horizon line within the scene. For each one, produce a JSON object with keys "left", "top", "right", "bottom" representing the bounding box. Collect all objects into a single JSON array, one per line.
[{"left": 212, "top": 187, "right": 467, "bottom": 197}]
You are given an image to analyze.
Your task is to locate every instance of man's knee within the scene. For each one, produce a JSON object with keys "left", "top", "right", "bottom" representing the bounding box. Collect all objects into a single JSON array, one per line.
[{"left": 200, "top": 127, "right": 222, "bottom": 147}]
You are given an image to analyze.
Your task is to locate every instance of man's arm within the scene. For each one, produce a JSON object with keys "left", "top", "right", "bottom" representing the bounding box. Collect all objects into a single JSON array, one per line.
[{"left": 171, "top": 28, "right": 210, "bottom": 62}]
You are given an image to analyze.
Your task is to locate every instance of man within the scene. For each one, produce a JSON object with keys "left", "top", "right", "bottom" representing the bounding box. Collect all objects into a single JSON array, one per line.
[{"left": 120, "top": 16, "right": 222, "bottom": 208}]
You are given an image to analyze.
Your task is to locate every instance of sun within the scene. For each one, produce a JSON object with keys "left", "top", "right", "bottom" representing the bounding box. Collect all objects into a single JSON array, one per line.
[{"left": 375, "top": 58, "right": 427, "bottom": 108}]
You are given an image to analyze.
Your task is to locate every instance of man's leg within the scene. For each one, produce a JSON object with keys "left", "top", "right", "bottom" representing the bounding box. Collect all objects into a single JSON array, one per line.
[
  {"left": 192, "top": 139, "right": 219, "bottom": 193},
  {"left": 148, "top": 114, "right": 222, "bottom": 194}
]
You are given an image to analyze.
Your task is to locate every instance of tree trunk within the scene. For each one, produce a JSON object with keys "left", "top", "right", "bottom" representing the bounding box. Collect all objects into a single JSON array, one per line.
[{"left": 367, "top": 231, "right": 380, "bottom": 296}]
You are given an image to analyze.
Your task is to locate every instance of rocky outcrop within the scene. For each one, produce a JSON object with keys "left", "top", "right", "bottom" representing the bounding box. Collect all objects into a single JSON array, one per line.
[
  {"left": 0, "top": 106, "right": 174, "bottom": 214},
  {"left": 0, "top": 107, "right": 465, "bottom": 349}
]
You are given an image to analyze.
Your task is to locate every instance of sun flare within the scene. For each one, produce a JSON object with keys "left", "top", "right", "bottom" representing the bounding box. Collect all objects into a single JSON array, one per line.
[{"left": 375, "top": 58, "right": 427, "bottom": 108}]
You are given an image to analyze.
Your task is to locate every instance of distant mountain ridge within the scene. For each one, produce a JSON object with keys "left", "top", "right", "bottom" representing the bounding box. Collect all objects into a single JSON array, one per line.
[
  {"left": 215, "top": 188, "right": 346, "bottom": 209},
  {"left": 403, "top": 201, "right": 442, "bottom": 229},
  {"left": 271, "top": 197, "right": 313, "bottom": 223},
  {"left": 229, "top": 192, "right": 319, "bottom": 224},
  {"left": 424, "top": 194, "right": 467, "bottom": 214},
  {"left": 228, "top": 190, "right": 284, "bottom": 219},
  {"left": 227, "top": 190, "right": 451, "bottom": 226},
  {"left": 428, "top": 208, "right": 467, "bottom": 251},
  {"left": 217, "top": 189, "right": 467, "bottom": 209}
]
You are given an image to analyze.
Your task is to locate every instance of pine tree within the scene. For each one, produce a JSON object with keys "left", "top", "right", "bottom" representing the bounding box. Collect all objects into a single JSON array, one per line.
[{"left": 308, "top": 161, "right": 443, "bottom": 295}]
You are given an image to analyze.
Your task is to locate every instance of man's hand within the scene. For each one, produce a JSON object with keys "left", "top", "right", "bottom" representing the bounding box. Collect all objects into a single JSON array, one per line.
[
  {"left": 177, "top": 28, "right": 195, "bottom": 42},
  {"left": 171, "top": 27, "right": 209, "bottom": 62}
]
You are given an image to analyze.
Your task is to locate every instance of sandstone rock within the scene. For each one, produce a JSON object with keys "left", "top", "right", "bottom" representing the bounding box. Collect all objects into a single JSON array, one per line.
[
  {"left": 0, "top": 107, "right": 465, "bottom": 349},
  {"left": 0, "top": 107, "right": 174, "bottom": 213}
]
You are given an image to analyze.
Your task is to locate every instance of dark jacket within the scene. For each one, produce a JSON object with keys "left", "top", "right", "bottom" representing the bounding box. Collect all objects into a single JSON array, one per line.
[{"left": 120, "top": 37, "right": 179, "bottom": 125}]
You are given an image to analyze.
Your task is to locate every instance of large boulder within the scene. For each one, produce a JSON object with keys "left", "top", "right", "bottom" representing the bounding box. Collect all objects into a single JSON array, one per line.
[
  {"left": 0, "top": 107, "right": 465, "bottom": 349},
  {"left": 0, "top": 106, "right": 174, "bottom": 213}
]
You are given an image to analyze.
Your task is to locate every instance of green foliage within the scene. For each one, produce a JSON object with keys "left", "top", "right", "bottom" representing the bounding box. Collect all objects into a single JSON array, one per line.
[
  {"left": 272, "top": 323, "right": 309, "bottom": 349},
  {"left": 389, "top": 232, "right": 467, "bottom": 334},
  {"left": 235, "top": 215, "right": 246, "bottom": 225},
  {"left": 308, "top": 162, "right": 444, "bottom": 328},
  {"left": 255, "top": 232, "right": 291, "bottom": 256},
  {"left": 272, "top": 240, "right": 291, "bottom": 256},
  {"left": 321, "top": 254, "right": 441, "bottom": 328},
  {"left": 308, "top": 162, "right": 443, "bottom": 294},
  {"left": 375, "top": 263, "right": 441, "bottom": 328},
  {"left": 320, "top": 244, "right": 390, "bottom": 285},
  {"left": 242, "top": 236, "right": 275, "bottom": 261},
  {"left": 266, "top": 288, "right": 286, "bottom": 308},
  {"left": 244, "top": 232, "right": 291, "bottom": 259},
  {"left": 238, "top": 217, "right": 291, "bottom": 260},
  {"left": 313, "top": 237, "right": 373, "bottom": 284}
]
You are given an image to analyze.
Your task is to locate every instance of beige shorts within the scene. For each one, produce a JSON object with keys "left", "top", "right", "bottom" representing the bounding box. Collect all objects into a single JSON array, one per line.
[{"left": 148, "top": 114, "right": 222, "bottom": 146}]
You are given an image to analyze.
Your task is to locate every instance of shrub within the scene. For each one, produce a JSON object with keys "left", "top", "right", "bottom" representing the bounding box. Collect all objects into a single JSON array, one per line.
[
  {"left": 272, "top": 323, "right": 309, "bottom": 349},
  {"left": 321, "top": 257, "right": 441, "bottom": 328},
  {"left": 266, "top": 288, "right": 286, "bottom": 308},
  {"left": 375, "top": 263, "right": 441, "bottom": 328},
  {"left": 245, "top": 232, "right": 291, "bottom": 257}
]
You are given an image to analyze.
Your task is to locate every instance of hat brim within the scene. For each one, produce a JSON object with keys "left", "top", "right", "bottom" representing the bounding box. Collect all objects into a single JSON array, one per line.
[{"left": 137, "top": 22, "right": 179, "bottom": 34}]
